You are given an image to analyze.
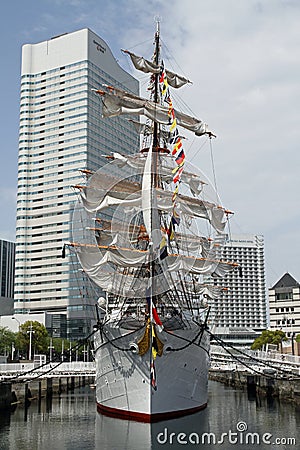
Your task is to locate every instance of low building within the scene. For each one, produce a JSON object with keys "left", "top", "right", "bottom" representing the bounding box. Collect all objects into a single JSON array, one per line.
[
  {"left": 210, "top": 326, "right": 261, "bottom": 348},
  {"left": 268, "top": 273, "right": 300, "bottom": 351}
]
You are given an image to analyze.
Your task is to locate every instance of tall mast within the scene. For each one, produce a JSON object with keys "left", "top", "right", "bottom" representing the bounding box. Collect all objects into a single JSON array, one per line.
[
  {"left": 152, "top": 19, "right": 161, "bottom": 191},
  {"left": 149, "top": 20, "right": 160, "bottom": 326},
  {"left": 153, "top": 19, "right": 160, "bottom": 150}
]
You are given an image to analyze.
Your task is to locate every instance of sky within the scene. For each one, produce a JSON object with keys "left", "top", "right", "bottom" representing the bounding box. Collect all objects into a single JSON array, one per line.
[{"left": 0, "top": 0, "right": 299, "bottom": 288}]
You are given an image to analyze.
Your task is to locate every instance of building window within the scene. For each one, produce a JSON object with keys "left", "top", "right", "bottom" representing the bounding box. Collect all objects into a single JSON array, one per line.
[{"left": 275, "top": 292, "right": 292, "bottom": 300}]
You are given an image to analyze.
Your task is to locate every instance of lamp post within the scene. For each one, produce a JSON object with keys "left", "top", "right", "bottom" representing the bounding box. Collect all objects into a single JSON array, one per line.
[
  {"left": 83, "top": 345, "right": 87, "bottom": 362},
  {"left": 12, "top": 316, "right": 21, "bottom": 331},
  {"left": 291, "top": 332, "right": 295, "bottom": 356},
  {"left": 12, "top": 317, "right": 21, "bottom": 360},
  {"left": 284, "top": 313, "right": 295, "bottom": 355},
  {"left": 11, "top": 342, "right": 15, "bottom": 361},
  {"left": 27, "top": 321, "right": 35, "bottom": 360},
  {"left": 48, "top": 338, "right": 54, "bottom": 362}
]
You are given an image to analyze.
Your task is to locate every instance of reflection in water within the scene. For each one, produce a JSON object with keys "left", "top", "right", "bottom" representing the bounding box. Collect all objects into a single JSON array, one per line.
[
  {"left": 95, "top": 413, "right": 151, "bottom": 450},
  {"left": 0, "top": 409, "right": 11, "bottom": 450},
  {"left": 94, "top": 407, "right": 210, "bottom": 450},
  {"left": 0, "top": 381, "right": 299, "bottom": 450}
]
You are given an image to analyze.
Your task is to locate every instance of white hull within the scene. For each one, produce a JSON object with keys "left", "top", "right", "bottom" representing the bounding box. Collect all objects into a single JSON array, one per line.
[{"left": 94, "top": 323, "right": 210, "bottom": 422}]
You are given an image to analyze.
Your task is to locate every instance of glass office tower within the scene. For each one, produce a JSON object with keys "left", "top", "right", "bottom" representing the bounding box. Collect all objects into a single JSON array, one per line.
[{"left": 0, "top": 239, "right": 15, "bottom": 299}]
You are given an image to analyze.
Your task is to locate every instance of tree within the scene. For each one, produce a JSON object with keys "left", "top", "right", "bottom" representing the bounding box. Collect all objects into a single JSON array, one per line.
[
  {"left": 251, "top": 329, "right": 287, "bottom": 350},
  {"left": 295, "top": 334, "right": 300, "bottom": 343},
  {"left": 17, "top": 321, "right": 49, "bottom": 358},
  {"left": 49, "top": 337, "right": 73, "bottom": 361},
  {"left": 0, "top": 326, "right": 17, "bottom": 357}
]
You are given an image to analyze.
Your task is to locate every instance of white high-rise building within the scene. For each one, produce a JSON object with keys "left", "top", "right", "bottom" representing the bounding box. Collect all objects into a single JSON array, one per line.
[
  {"left": 14, "top": 29, "right": 139, "bottom": 339},
  {"left": 211, "top": 234, "right": 267, "bottom": 331}
]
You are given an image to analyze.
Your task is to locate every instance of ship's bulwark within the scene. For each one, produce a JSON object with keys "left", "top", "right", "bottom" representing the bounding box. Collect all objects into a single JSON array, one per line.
[{"left": 94, "top": 324, "right": 210, "bottom": 422}]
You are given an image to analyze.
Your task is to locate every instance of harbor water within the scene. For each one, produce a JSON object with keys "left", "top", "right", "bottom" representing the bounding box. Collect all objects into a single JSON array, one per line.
[{"left": 0, "top": 380, "right": 299, "bottom": 449}]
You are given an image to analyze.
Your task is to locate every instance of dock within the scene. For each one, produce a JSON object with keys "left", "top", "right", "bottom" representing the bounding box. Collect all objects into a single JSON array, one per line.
[
  {"left": 0, "top": 362, "right": 95, "bottom": 409},
  {"left": 210, "top": 345, "right": 300, "bottom": 405}
]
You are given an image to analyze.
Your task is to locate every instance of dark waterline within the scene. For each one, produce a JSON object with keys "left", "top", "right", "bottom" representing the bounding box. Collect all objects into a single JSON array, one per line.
[{"left": 0, "top": 381, "right": 299, "bottom": 449}]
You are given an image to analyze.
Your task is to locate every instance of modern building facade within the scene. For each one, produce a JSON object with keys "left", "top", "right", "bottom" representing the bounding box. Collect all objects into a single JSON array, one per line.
[
  {"left": 0, "top": 239, "right": 15, "bottom": 315},
  {"left": 14, "top": 28, "right": 139, "bottom": 339},
  {"left": 210, "top": 234, "right": 267, "bottom": 332},
  {"left": 268, "top": 273, "right": 300, "bottom": 338}
]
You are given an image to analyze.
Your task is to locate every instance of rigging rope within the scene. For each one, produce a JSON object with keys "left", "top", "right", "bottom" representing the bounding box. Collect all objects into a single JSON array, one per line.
[
  {"left": 164, "top": 325, "right": 208, "bottom": 353},
  {"left": 93, "top": 325, "right": 145, "bottom": 353},
  {"left": 209, "top": 136, "right": 219, "bottom": 198}
]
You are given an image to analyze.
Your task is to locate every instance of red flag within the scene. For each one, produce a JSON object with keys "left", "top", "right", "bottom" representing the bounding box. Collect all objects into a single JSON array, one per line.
[
  {"left": 175, "top": 149, "right": 185, "bottom": 165},
  {"left": 151, "top": 361, "right": 157, "bottom": 390},
  {"left": 172, "top": 138, "right": 182, "bottom": 155},
  {"left": 152, "top": 306, "right": 163, "bottom": 327},
  {"left": 173, "top": 167, "right": 184, "bottom": 183}
]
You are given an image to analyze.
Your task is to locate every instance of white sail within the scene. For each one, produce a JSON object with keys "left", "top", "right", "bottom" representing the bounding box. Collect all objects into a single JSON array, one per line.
[
  {"left": 141, "top": 145, "right": 161, "bottom": 251},
  {"left": 109, "top": 152, "right": 206, "bottom": 196},
  {"left": 73, "top": 241, "right": 236, "bottom": 278},
  {"left": 95, "top": 87, "right": 210, "bottom": 136},
  {"left": 177, "top": 281, "right": 225, "bottom": 299},
  {"left": 78, "top": 179, "right": 228, "bottom": 234},
  {"left": 123, "top": 50, "right": 191, "bottom": 88},
  {"left": 72, "top": 236, "right": 227, "bottom": 298},
  {"left": 92, "top": 221, "right": 215, "bottom": 257}
]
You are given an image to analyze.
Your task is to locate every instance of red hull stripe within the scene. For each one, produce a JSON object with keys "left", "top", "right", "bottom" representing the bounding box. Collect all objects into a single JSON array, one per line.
[{"left": 96, "top": 402, "right": 207, "bottom": 423}]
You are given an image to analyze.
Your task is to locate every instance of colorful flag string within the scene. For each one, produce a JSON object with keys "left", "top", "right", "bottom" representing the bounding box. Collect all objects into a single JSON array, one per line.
[{"left": 159, "top": 62, "right": 185, "bottom": 236}]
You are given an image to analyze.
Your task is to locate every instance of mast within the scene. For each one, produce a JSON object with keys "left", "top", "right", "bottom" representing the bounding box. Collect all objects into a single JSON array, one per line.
[
  {"left": 149, "top": 20, "right": 161, "bottom": 363},
  {"left": 80, "top": 23, "right": 237, "bottom": 311},
  {"left": 153, "top": 19, "right": 160, "bottom": 151}
]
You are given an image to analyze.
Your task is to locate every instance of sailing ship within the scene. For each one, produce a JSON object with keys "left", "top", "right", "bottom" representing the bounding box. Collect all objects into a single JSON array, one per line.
[{"left": 68, "top": 23, "right": 237, "bottom": 422}]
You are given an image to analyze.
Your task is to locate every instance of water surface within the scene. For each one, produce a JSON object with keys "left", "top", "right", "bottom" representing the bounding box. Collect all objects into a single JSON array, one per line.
[{"left": 0, "top": 381, "right": 298, "bottom": 449}]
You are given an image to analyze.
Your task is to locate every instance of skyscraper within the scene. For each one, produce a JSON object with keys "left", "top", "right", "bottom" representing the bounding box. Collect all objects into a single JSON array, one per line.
[
  {"left": 14, "top": 29, "right": 139, "bottom": 339},
  {"left": 211, "top": 234, "right": 267, "bottom": 331}
]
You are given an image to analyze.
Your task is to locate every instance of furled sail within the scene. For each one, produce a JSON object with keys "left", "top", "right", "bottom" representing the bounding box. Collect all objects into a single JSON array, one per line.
[
  {"left": 141, "top": 145, "right": 161, "bottom": 251},
  {"left": 93, "top": 87, "right": 210, "bottom": 137},
  {"left": 78, "top": 182, "right": 228, "bottom": 234},
  {"left": 72, "top": 242, "right": 237, "bottom": 285},
  {"left": 122, "top": 50, "right": 191, "bottom": 88},
  {"left": 108, "top": 152, "right": 206, "bottom": 196},
  {"left": 69, "top": 236, "right": 229, "bottom": 299}
]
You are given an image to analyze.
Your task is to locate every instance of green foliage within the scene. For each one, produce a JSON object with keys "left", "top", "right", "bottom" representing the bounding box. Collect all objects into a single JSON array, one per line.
[
  {"left": 295, "top": 334, "right": 300, "bottom": 343},
  {"left": 17, "top": 321, "right": 49, "bottom": 357},
  {"left": 49, "top": 337, "right": 75, "bottom": 360},
  {"left": 0, "top": 326, "right": 17, "bottom": 355},
  {"left": 51, "top": 338, "right": 70, "bottom": 354},
  {"left": 251, "top": 329, "right": 287, "bottom": 350}
]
